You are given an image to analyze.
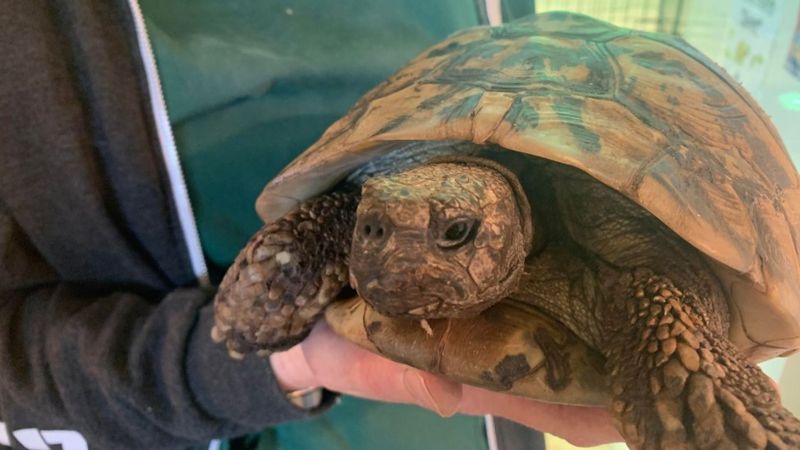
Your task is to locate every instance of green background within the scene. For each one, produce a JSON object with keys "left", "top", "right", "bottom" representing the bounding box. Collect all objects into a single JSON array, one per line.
[{"left": 140, "top": 1, "right": 493, "bottom": 449}]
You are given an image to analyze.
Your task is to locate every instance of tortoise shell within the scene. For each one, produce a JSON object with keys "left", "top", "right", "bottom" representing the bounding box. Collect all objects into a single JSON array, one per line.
[{"left": 256, "top": 12, "right": 800, "bottom": 362}]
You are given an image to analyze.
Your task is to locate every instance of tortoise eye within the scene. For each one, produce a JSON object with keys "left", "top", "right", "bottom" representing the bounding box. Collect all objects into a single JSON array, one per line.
[{"left": 437, "top": 219, "right": 478, "bottom": 249}]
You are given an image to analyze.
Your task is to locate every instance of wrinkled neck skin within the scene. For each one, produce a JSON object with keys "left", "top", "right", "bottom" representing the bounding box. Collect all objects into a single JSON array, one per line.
[
  {"left": 517, "top": 235, "right": 729, "bottom": 349},
  {"left": 348, "top": 157, "right": 532, "bottom": 320},
  {"left": 508, "top": 165, "right": 730, "bottom": 349},
  {"left": 546, "top": 167, "right": 730, "bottom": 342}
]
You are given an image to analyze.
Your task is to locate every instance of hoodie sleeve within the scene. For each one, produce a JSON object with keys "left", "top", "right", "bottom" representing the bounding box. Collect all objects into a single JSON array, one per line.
[
  {"left": 0, "top": 1, "right": 326, "bottom": 449},
  {"left": 0, "top": 211, "right": 317, "bottom": 449}
]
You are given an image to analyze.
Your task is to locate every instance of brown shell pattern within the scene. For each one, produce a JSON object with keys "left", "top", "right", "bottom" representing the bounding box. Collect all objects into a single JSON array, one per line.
[
  {"left": 257, "top": 12, "right": 800, "bottom": 361},
  {"left": 325, "top": 297, "right": 610, "bottom": 406}
]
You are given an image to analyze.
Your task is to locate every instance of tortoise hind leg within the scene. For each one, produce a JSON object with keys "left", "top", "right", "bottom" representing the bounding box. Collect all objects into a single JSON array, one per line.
[
  {"left": 212, "top": 192, "right": 358, "bottom": 358},
  {"left": 605, "top": 271, "right": 800, "bottom": 450}
]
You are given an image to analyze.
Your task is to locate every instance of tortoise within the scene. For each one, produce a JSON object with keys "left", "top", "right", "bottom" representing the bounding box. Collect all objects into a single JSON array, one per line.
[{"left": 212, "top": 11, "right": 800, "bottom": 450}]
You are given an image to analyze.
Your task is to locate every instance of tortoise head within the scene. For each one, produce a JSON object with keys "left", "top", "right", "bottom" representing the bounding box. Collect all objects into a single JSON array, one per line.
[{"left": 349, "top": 157, "right": 533, "bottom": 319}]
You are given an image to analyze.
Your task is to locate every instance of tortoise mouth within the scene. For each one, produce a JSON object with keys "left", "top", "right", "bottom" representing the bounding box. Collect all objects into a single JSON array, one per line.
[
  {"left": 350, "top": 245, "right": 528, "bottom": 320},
  {"left": 355, "top": 274, "right": 464, "bottom": 319},
  {"left": 350, "top": 251, "right": 489, "bottom": 319},
  {"left": 367, "top": 297, "right": 444, "bottom": 318}
]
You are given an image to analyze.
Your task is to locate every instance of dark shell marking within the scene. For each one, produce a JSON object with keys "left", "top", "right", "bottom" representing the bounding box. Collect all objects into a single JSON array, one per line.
[
  {"left": 480, "top": 354, "right": 532, "bottom": 391},
  {"left": 246, "top": 12, "right": 800, "bottom": 450},
  {"left": 261, "top": 10, "right": 799, "bottom": 362}
]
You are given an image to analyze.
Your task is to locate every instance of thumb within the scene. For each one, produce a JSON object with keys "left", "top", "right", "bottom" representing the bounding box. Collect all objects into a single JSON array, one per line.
[{"left": 402, "top": 368, "right": 462, "bottom": 417}]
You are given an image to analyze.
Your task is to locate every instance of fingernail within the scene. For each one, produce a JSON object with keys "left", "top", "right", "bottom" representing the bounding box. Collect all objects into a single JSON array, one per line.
[{"left": 403, "top": 368, "right": 462, "bottom": 417}]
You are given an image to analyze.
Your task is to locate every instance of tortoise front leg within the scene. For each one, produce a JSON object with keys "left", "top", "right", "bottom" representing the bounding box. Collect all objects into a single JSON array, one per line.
[
  {"left": 605, "top": 271, "right": 800, "bottom": 449},
  {"left": 212, "top": 192, "right": 358, "bottom": 358}
]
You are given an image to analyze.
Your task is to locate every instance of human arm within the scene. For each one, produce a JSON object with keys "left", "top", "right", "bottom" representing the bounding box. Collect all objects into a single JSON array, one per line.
[
  {"left": 271, "top": 321, "right": 622, "bottom": 448},
  {"left": 0, "top": 2, "right": 330, "bottom": 445},
  {"left": 0, "top": 208, "right": 329, "bottom": 450}
]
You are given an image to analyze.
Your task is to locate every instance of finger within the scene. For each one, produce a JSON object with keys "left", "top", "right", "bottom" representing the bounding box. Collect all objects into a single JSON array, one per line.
[
  {"left": 269, "top": 343, "right": 317, "bottom": 391},
  {"left": 458, "top": 385, "right": 621, "bottom": 447},
  {"left": 301, "top": 322, "right": 462, "bottom": 414}
]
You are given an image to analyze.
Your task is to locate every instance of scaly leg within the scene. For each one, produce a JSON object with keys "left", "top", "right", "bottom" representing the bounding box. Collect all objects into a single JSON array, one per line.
[
  {"left": 212, "top": 192, "right": 358, "bottom": 358},
  {"left": 605, "top": 270, "right": 800, "bottom": 449}
]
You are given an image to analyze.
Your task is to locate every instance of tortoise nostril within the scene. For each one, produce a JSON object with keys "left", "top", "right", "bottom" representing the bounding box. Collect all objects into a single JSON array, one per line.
[{"left": 359, "top": 216, "right": 390, "bottom": 244}]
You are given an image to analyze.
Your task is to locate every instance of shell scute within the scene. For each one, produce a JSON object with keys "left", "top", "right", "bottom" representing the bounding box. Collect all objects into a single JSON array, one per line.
[{"left": 258, "top": 12, "right": 800, "bottom": 361}]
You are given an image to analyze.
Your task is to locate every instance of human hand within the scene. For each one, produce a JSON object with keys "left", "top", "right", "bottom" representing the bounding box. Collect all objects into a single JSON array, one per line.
[{"left": 270, "top": 321, "right": 621, "bottom": 447}]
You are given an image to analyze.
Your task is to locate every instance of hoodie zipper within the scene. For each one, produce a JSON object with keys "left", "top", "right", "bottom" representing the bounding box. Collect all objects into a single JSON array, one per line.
[{"left": 127, "top": 0, "right": 209, "bottom": 287}]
